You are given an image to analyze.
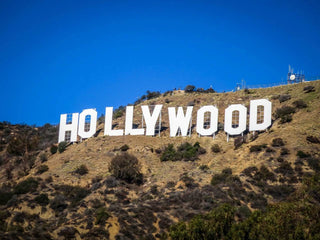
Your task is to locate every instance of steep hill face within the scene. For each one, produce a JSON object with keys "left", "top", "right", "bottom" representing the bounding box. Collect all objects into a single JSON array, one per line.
[{"left": 0, "top": 81, "right": 320, "bottom": 239}]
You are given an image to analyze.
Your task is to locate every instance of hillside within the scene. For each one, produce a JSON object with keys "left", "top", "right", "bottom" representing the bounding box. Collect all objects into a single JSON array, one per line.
[{"left": 0, "top": 81, "right": 320, "bottom": 239}]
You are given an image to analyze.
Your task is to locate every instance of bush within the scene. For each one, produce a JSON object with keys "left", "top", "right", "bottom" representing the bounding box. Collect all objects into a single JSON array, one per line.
[
  {"left": 14, "top": 178, "right": 39, "bottom": 194},
  {"left": 275, "top": 161, "right": 294, "bottom": 177},
  {"left": 0, "top": 190, "right": 13, "bottom": 205},
  {"left": 50, "top": 145, "right": 58, "bottom": 154},
  {"left": 280, "top": 114, "right": 292, "bottom": 123},
  {"left": 272, "top": 138, "right": 285, "bottom": 147},
  {"left": 250, "top": 144, "right": 267, "bottom": 152},
  {"left": 160, "top": 142, "right": 205, "bottom": 162},
  {"left": 211, "top": 144, "right": 221, "bottom": 153},
  {"left": 211, "top": 168, "right": 233, "bottom": 185},
  {"left": 253, "top": 165, "right": 276, "bottom": 182},
  {"left": 242, "top": 166, "right": 258, "bottom": 178},
  {"left": 36, "top": 165, "right": 49, "bottom": 175},
  {"left": 114, "top": 106, "right": 125, "bottom": 119},
  {"left": 303, "top": 85, "right": 315, "bottom": 93},
  {"left": 307, "top": 158, "right": 320, "bottom": 172},
  {"left": 95, "top": 207, "right": 111, "bottom": 225},
  {"left": 234, "top": 136, "right": 246, "bottom": 149},
  {"left": 7, "top": 134, "right": 39, "bottom": 156},
  {"left": 109, "top": 153, "right": 143, "bottom": 184},
  {"left": 146, "top": 90, "right": 161, "bottom": 100},
  {"left": 178, "top": 142, "right": 206, "bottom": 160},
  {"left": 39, "top": 153, "right": 48, "bottom": 162},
  {"left": 120, "top": 144, "right": 129, "bottom": 151},
  {"left": 306, "top": 136, "right": 320, "bottom": 144},
  {"left": 293, "top": 99, "right": 307, "bottom": 109},
  {"left": 58, "top": 227, "right": 78, "bottom": 239},
  {"left": 280, "top": 148, "right": 289, "bottom": 155},
  {"left": 274, "top": 106, "right": 295, "bottom": 123},
  {"left": 184, "top": 85, "right": 196, "bottom": 93},
  {"left": 74, "top": 164, "right": 89, "bottom": 175},
  {"left": 58, "top": 141, "right": 68, "bottom": 153},
  {"left": 50, "top": 194, "right": 68, "bottom": 211},
  {"left": 199, "top": 165, "right": 209, "bottom": 171},
  {"left": 169, "top": 204, "right": 235, "bottom": 240},
  {"left": 296, "top": 150, "right": 310, "bottom": 158},
  {"left": 34, "top": 193, "right": 49, "bottom": 206},
  {"left": 160, "top": 144, "right": 177, "bottom": 161},
  {"left": 279, "top": 94, "right": 291, "bottom": 103},
  {"left": 244, "top": 88, "right": 251, "bottom": 94},
  {"left": 180, "top": 174, "right": 198, "bottom": 188}
]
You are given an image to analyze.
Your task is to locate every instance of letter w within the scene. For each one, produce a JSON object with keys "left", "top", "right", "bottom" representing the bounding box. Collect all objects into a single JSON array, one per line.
[{"left": 168, "top": 107, "right": 193, "bottom": 137}]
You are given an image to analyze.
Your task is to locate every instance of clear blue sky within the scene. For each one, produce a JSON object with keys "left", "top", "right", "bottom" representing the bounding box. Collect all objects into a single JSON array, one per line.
[{"left": 1, "top": 0, "right": 319, "bottom": 126}]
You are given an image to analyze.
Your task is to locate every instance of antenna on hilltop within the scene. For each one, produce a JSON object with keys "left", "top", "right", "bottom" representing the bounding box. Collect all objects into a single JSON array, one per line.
[{"left": 287, "top": 65, "right": 305, "bottom": 84}]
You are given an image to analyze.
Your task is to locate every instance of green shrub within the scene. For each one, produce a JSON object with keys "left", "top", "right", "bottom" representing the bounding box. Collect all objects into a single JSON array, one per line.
[
  {"left": 253, "top": 165, "right": 276, "bottom": 182},
  {"left": 244, "top": 88, "right": 251, "bottom": 94},
  {"left": 36, "top": 165, "right": 49, "bottom": 175},
  {"left": 160, "top": 144, "right": 177, "bottom": 161},
  {"left": 113, "top": 106, "right": 125, "bottom": 119},
  {"left": 272, "top": 138, "right": 285, "bottom": 147},
  {"left": 250, "top": 144, "right": 267, "bottom": 152},
  {"left": 95, "top": 207, "right": 111, "bottom": 225},
  {"left": 50, "top": 145, "right": 58, "bottom": 154},
  {"left": 274, "top": 106, "right": 295, "bottom": 123},
  {"left": 169, "top": 204, "right": 235, "bottom": 240},
  {"left": 120, "top": 144, "right": 129, "bottom": 152},
  {"left": 307, "top": 158, "right": 320, "bottom": 172},
  {"left": 280, "top": 148, "right": 289, "bottom": 155},
  {"left": 211, "top": 144, "right": 221, "bottom": 153},
  {"left": 160, "top": 142, "right": 205, "bottom": 162},
  {"left": 34, "top": 193, "right": 49, "bottom": 206},
  {"left": 74, "top": 164, "right": 88, "bottom": 175},
  {"left": 58, "top": 227, "right": 78, "bottom": 239},
  {"left": 199, "top": 164, "right": 209, "bottom": 171},
  {"left": 296, "top": 150, "right": 310, "bottom": 158},
  {"left": 303, "top": 85, "right": 315, "bottom": 93},
  {"left": 184, "top": 85, "right": 196, "bottom": 93},
  {"left": 58, "top": 141, "right": 68, "bottom": 153},
  {"left": 275, "top": 161, "right": 294, "bottom": 177},
  {"left": 54, "top": 184, "right": 90, "bottom": 207},
  {"left": 146, "top": 90, "right": 161, "bottom": 100},
  {"left": 39, "top": 153, "right": 48, "bottom": 162},
  {"left": 49, "top": 194, "right": 68, "bottom": 211},
  {"left": 306, "top": 136, "right": 320, "bottom": 144},
  {"left": 293, "top": 99, "right": 307, "bottom": 109},
  {"left": 211, "top": 168, "right": 233, "bottom": 185},
  {"left": 0, "top": 190, "right": 13, "bottom": 205},
  {"left": 180, "top": 174, "right": 198, "bottom": 188},
  {"left": 279, "top": 94, "right": 291, "bottom": 103},
  {"left": 14, "top": 178, "right": 39, "bottom": 194},
  {"left": 7, "top": 134, "right": 39, "bottom": 156},
  {"left": 109, "top": 153, "right": 143, "bottom": 184}
]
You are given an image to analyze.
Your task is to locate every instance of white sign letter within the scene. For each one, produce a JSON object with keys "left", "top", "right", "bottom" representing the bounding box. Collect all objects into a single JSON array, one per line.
[
  {"left": 249, "top": 99, "right": 272, "bottom": 131},
  {"left": 142, "top": 105, "right": 163, "bottom": 136},
  {"left": 125, "top": 106, "right": 145, "bottom": 135},
  {"left": 196, "top": 105, "right": 218, "bottom": 136},
  {"left": 104, "top": 107, "right": 124, "bottom": 136},
  {"left": 224, "top": 104, "right": 247, "bottom": 135},
  {"left": 59, "top": 113, "right": 79, "bottom": 143},
  {"left": 78, "top": 109, "right": 97, "bottom": 139},
  {"left": 168, "top": 106, "right": 193, "bottom": 137}
]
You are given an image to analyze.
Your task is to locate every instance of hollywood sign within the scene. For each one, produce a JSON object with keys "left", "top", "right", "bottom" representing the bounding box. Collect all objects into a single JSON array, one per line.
[{"left": 58, "top": 99, "right": 272, "bottom": 143}]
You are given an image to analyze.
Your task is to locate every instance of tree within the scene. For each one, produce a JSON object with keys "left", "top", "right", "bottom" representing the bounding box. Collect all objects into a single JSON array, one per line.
[{"left": 185, "top": 85, "right": 196, "bottom": 93}]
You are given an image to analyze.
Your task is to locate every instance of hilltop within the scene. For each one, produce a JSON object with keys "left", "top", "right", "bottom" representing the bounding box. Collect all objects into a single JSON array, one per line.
[{"left": 0, "top": 81, "right": 320, "bottom": 239}]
